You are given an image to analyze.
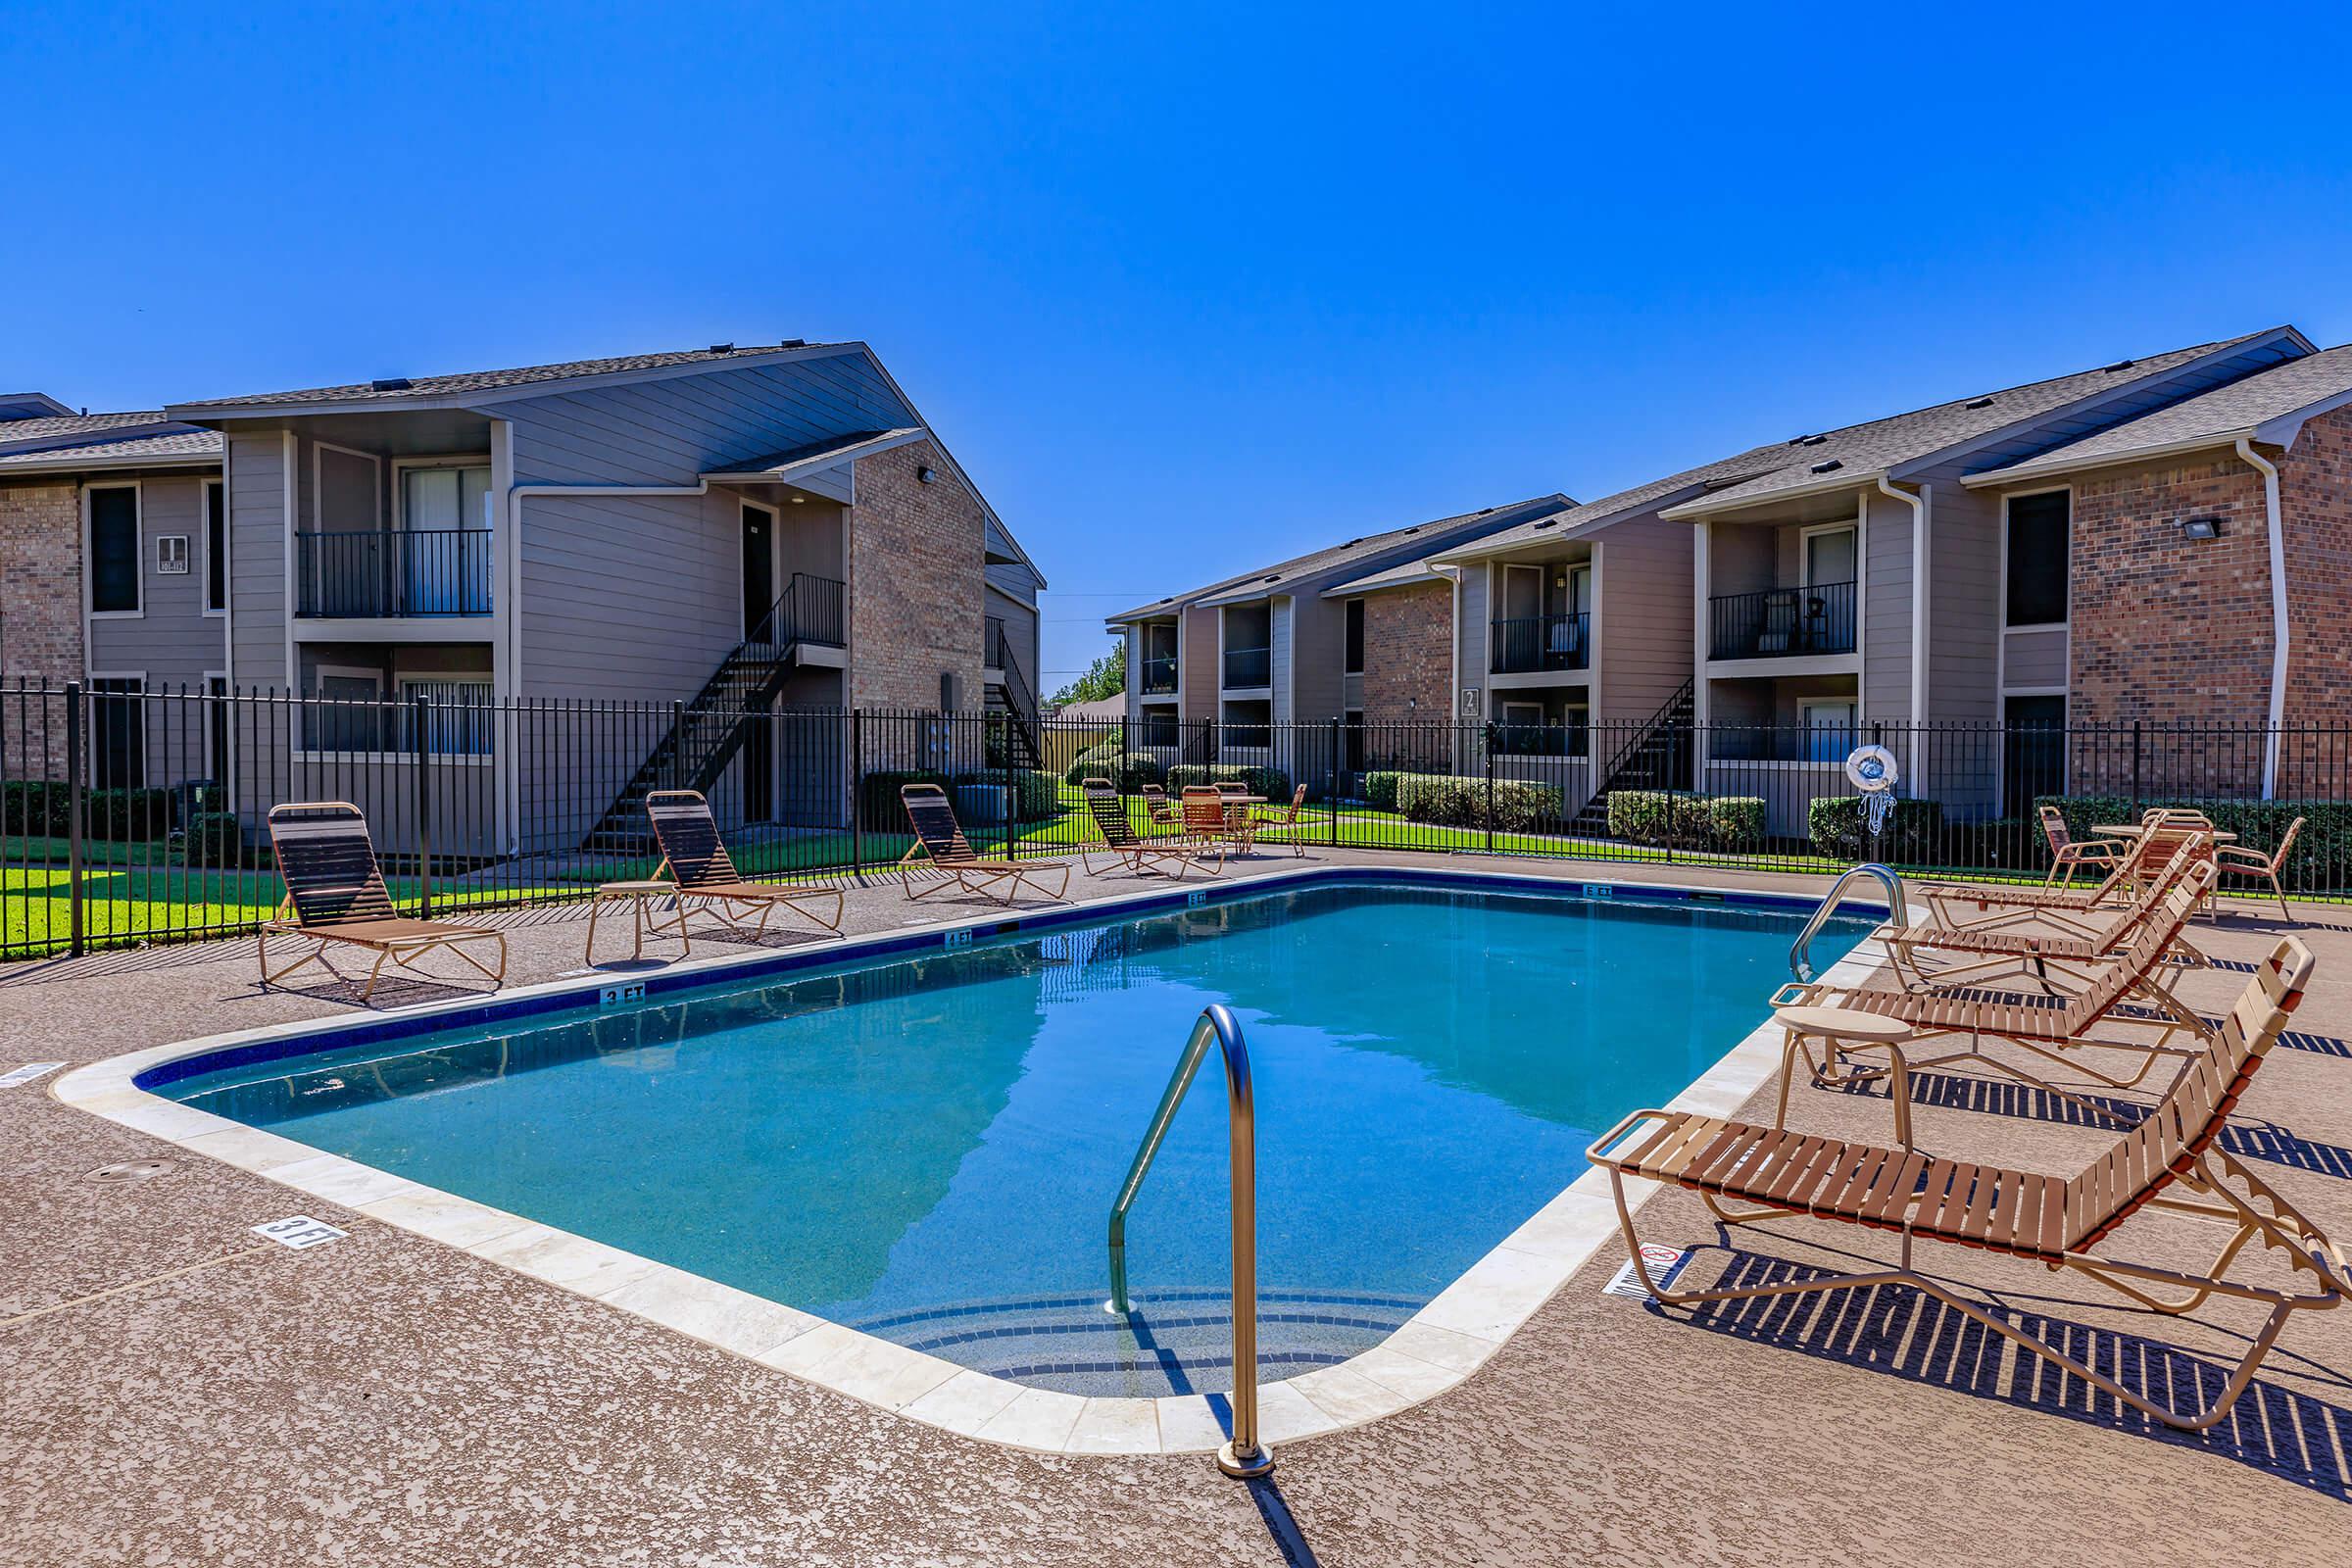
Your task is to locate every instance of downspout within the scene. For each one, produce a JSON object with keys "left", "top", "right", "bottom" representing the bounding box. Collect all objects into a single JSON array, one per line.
[
  {"left": 2233, "top": 437, "right": 2288, "bottom": 798},
  {"left": 1877, "top": 476, "right": 1929, "bottom": 795}
]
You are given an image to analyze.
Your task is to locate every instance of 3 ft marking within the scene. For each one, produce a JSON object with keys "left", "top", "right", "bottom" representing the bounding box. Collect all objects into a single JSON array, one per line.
[
  {"left": 1582, "top": 883, "right": 1615, "bottom": 900},
  {"left": 942, "top": 928, "right": 974, "bottom": 949},
  {"left": 1187, "top": 890, "right": 1208, "bottom": 906},
  {"left": 600, "top": 982, "right": 646, "bottom": 1007},
  {"left": 253, "top": 1215, "right": 348, "bottom": 1251}
]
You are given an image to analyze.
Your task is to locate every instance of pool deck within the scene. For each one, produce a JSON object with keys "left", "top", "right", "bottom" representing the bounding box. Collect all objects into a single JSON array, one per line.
[{"left": 5, "top": 848, "right": 2350, "bottom": 1565}]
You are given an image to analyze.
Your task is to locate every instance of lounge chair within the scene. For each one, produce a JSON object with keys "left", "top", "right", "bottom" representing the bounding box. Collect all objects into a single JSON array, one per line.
[
  {"left": 1920, "top": 822, "right": 2212, "bottom": 938},
  {"left": 1252, "top": 785, "right": 1310, "bottom": 857},
  {"left": 1140, "top": 783, "right": 1181, "bottom": 831},
  {"left": 645, "top": 789, "right": 844, "bottom": 939},
  {"left": 1183, "top": 786, "right": 1256, "bottom": 853},
  {"left": 1773, "top": 860, "right": 2218, "bottom": 1121},
  {"left": 1876, "top": 838, "right": 2203, "bottom": 993},
  {"left": 2217, "top": 815, "right": 2304, "bottom": 922},
  {"left": 1074, "top": 780, "right": 1226, "bottom": 880},
  {"left": 1591, "top": 938, "right": 2337, "bottom": 1432},
  {"left": 2036, "top": 804, "right": 2131, "bottom": 889},
  {"left": 261, "top": 802, "right": 507, "bottom": 1003},
  {"left": 898, "top": 783, "right": 1070, "bottom": 906}
]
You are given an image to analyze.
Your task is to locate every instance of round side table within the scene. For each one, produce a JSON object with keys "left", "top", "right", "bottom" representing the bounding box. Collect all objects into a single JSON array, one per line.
[{"left": 587, "top": 880, "right": 691, "bottom": 964}]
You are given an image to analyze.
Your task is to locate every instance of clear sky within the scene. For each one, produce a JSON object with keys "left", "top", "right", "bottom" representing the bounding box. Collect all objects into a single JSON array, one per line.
[{"left": 9, "top": 3, "right": 2352, "bottom": 692}]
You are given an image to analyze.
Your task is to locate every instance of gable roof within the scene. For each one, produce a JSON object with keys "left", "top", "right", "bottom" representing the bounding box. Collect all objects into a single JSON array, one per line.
[
  {"left": 1963, "top": 342, "right": 2352, "bottom": 486},
  {"left": 1654, "top": 326, "right": 2307, "bottom": 518},
  {"left": 0, "top": 410, "right": 190, "bottom": 452},
  {"left": 0, "top": 427, "right": 223, "bottom": 472},
  {"left": 0, "top": 393, "right": 76, "bottom": 421},
  {"left": 1108, "top": 495, "right": 1573, "bottom": 622}
]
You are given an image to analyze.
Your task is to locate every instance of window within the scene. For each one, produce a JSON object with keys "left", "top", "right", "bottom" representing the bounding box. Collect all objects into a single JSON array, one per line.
[
  {"left": 307, "top": 670, "right": 386, "bottom": 753},
  {"left": 2005, "top": 491, "right": 2069, "bottom": 626},
  {"left": 402, "top": 678, "right": 496, "bottom": 756},
  {"left": 1344, "top": 598, "right": 1365, "bottom": 674},
  {"left": 88, "top": 486, "right": 140, "bottom": 613},
  {"left": 91, "top": 677, "right": 145, "bottom": 788},
  {"left": 205, "top": 481, "right": 227, "bottom": 613},
  {"left": 1802, "top": 700, "right": 1857, "bottom": 762}
]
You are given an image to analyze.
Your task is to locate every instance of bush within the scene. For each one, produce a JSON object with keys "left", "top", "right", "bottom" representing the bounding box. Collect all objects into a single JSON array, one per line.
[
  {"left": 176, "top": 811, "right": 248, "bottom": 866},
  {"left": 858, "top": 769, "right": 951, "bottom": 827},
  {"left": 3, "top": 780, "right": 74, "bottom": 837},
  {"left": 1605, "top": 791, "right": 1766, "bottom": 852},
  {"left": 1165, "top": 763, "right": 1293, "bottom": 802},
  {"left": 1063, "top": 744, "right": 1164, "bottom": 790},
  {"left": 84, "top": 787, "right": 176, "bottom": 843},
  {"left": 1364, "top": 771, "right": 1407, "bottom": 811},
  {"left": 1808, "top": 796, "right": 1944, "bottom": 862},
  {"left": 954, "top": 768, "right": 1059, "bottom": 821},
  {"left": 1392, "top": 772, "right": 1563, "bottom": 832}
]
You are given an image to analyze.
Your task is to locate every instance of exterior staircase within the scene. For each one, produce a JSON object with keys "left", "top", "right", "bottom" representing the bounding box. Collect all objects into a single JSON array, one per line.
[
  {"left": 984, "top": 615, "right": 1044, "bottom": 771},
  {"left": 1570, "top": 678, "right": 1694, "bottom": 835},
  {"left": 585, "top": 574, "right": 845, "bottom": 851}
]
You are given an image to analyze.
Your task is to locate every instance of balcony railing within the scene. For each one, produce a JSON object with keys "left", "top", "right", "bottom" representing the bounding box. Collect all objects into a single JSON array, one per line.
[
  {"left": 1708, "top": 580, "right": 1856, "bottom": 661},
  {"left": 1223, "top": 646, "right": 1271, "bottom": 688},
  {"left": 985, "top": 614, "right": 1008, "bottom": 667},
  {"left": 1141, "top": 656, "right": 1178, "bottom": 695},
  {"left": 296, "top": 529, "right": 492, "bottom": 617},
  {"left": 1491, "top": 612, "right": 1590, "bottom": 674},
  {"left": 747, "top": 572, "right": 846, "bottom": 650}
]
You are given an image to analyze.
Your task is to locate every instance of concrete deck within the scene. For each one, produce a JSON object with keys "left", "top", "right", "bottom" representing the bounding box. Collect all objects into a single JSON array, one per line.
[{"left": 4, "top": 849, "right": 2349, "bottom": 1565}]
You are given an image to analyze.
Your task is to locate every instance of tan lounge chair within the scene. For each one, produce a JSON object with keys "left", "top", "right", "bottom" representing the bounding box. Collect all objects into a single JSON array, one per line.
[
  {"left": 1920, "top": 822, "right": 2212, "bottom": 938},
  {"left": 2036, "top": 804, "right": 2131, "bottom": 888},
  {"left": 645, "top": 789, "right": 844, "bottom": 939},
  {"left": 1877, "top": 838, "right": 2204, "bottom": 993},
  {"left": 1074, "top": 780, "right": 1225, "bottom": 880},
  {"left": 1140, "top": 783, "right": 1181, "bottom": 831},
  {"left": 2218, "top": 815, "right": 2304, "bottom": 922},
  {"left": 898, "top": 783, "right": 1070, "bottom": 906},
  {"left": 1590, "top": 938, "right": 2339, "bottom": 1432},
  {"left": 261, "top": 802, "right": 507, "bottom": 1003}
]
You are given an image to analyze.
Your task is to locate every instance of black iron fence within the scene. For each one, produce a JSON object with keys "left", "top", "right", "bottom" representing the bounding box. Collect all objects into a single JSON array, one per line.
[{"left": 3, "top": 681, "right": 2345, "bottom": 960}]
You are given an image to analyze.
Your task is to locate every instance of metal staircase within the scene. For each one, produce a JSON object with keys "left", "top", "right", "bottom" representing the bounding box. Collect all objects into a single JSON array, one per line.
[
  {"left": 585, "top": 574, "right": 845, "bottom": 851},
  {"left": 1571, "top": 678, "right": 1695, "bottom": 835},
  {"left": 984, "top": 615, "right": 1044, "bottom": 771}
]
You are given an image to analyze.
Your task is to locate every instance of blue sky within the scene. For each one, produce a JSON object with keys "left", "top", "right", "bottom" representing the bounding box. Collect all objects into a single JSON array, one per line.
[{"left": 9, "top": 3, "right": 2352, "bottom": 692}]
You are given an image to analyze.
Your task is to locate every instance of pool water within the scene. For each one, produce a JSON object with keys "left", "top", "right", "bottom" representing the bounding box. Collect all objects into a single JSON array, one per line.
[{"left": 165, "top": 879, "right": 1866, "bottom": 1396}]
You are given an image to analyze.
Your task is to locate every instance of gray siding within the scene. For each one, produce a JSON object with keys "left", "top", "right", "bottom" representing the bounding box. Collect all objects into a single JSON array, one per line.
[
  {"left": 1860, "top": 489, "right": 1914, "bottom": 722},
  {"left": 1592, "top": 516, "right": 1691, "bottom": 723},
  {"left": 2004, "top": 627, "right": 2068, "bottom": 689},
  {"left": 227, "top": 429, "right": 290, "bottom": 689},
  {"left": 1454, "top": 565, "right": 1487, "bottom": 715},
  {"left": 84, "top": 473, "right": 228, "bottom": 689},
  {"left": 1914, "top": 467, "right": 2002, "bottom": 723},
  {"left": 1268, "top": 598, "right": 1294, "bottom": 723}
]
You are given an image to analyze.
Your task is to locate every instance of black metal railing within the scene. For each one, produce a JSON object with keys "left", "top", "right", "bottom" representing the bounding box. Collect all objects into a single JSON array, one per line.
[
  {"left": 747, "top": 573, "right": 847, "bottom": 650},
  {"left": 296, "top": 530, "right": 493, "bottom": 617},
  {"left": 1141, "top": 656, "right": 1178, "bottom": 695},
  {"left": 1491, "top": 612, "right": 1590, "bottom": 673},
  {"left": 1708, "top": 580, "right": 1856, "bottom": 661},
  {"left": 985, "top": 615, "right": 1008, "bottom": 666},
  {"left": 1223, "top": 646, "right": 1271, "bottom": 688}
]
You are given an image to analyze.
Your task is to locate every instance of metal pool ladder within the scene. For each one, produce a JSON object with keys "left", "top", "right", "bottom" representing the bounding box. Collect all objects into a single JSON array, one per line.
[
  {"left": 1789, "top": 862, "right": 1907, "bottom": 983},
  {"left": 1104, "top": 1003, "right": 1272, "bottom": 1479}
]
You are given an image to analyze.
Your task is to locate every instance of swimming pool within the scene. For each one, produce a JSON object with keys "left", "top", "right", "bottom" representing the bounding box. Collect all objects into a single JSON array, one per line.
[{"left": 147, "top": 874, "right": 1868, "bottom": 1402}]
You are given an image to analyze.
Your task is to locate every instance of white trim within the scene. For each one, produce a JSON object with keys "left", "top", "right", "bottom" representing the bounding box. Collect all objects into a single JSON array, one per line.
[
  {"left": 390, "top": 453, "right": 495, "bottom": 530},
  {"left": 82, "top": 479, "right": 144, "bottom": 620},
  {"left": 311, "top": 439, "right": 382, "bottom": 533},
  {"left": 279, "top": 431, "right": 298, "bottom": 688},
  {"left": 201, "top": 477, "right": 228, "bottom": 617},
  {"left": 1795, "top": 520, "right": 1856, "bottom": 589}
]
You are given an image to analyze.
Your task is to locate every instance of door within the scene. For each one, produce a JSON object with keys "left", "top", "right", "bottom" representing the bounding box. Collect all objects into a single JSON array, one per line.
[
  {"left": 1801, "top": 699, "right": 1857, "bottom": 763},
  {"left": 1498, "top": 564, "right": 1543, "bottom": 668},
  {"left": 401, "top": 465, "right": 491, "bottom": 614},
  {"left": 742, "top": 505, "right": 775, "bottom": 642}
]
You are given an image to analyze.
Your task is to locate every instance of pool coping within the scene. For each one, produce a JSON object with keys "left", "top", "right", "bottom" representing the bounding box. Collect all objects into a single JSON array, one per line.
[{"left": 50, "top": 861, "right": 1890, "bottom": 1459}]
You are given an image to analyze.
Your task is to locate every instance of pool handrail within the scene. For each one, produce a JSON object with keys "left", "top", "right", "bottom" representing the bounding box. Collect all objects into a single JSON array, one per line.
[
  {"left": 1104, "top": 1003, "right": 1271, "bottom": 1479},
  {"left": 1790, "top": 862, "right": 1906, "bottom": 983}
]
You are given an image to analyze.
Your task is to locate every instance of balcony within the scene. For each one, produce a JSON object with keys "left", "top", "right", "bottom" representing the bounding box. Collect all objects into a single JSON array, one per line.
[
  {"left": 297, "top": 530, "right": 491, "bottom": 618},
  {"left": 1491, "top": 612, "right": 1589, "bottom": 674},
  {"left": 1223, "top": 645, "right": 1271, "bottom": 688},
  {"left": 1708, "top": 580, "right": 1856, "bottom": 662},
  {"left": 1141, "top": 656, "right": 1178, "bottom": 695}
]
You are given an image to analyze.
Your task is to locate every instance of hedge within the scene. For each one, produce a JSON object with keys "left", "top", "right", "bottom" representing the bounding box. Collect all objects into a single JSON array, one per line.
[
  {"left": 1807, "top": 796, "right": 1944, "bottom": 862},
  {"left": 1165, "top": 763, "right": 1294, "bottom": 801},
  {"left": 3, "top": 782, "right": 190, "bottom": 842},
  {"left": 1393, "top": 772, "right": 1563, "bottom": 832},
  {"left": 3, "top": 780, "right": 74, "bottom": 837},
  {"left": 954, "top": 768, "right": 1059, "bottom": 821},
  {"left": 2036, "top": 795, "right": 2347, "bottom": 888},
  {"left": 1062, "top": 743, "right": 1164, "bottom": 789},
  {"left": 1606, "top": 791, "right": 1764, "bottom": 851},
  {"left": 1364, "top": 771, "right": 1407, "bottom": 811}
]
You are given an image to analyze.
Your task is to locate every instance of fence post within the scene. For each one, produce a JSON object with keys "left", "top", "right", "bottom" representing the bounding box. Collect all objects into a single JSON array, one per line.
[
  {"left": 1483, "top": 722, "right": 1497, "bottom": 855},
  {"left": 1329, "top": 715, "right": 1343, "bottom": 848},
  {"left": 2132, "top": 720, "right": 2144, "bottom": 811},
  {"left": 412, "top": 692, "right": 432, "bottom": 919},
  {"left": 851, "top": 708, "right": 865, "bottom": 876},
  {"left": 65, "top": 681, "right": 84, "bottom": 958},
  {"left": 1002, "top": 709, "right": 1014, "bottom": 860},
  {"left": 668, "top": 700, "right": 685, "bottom": 790},
  {"left": 1119, "top": 712, "right": 1130, "bottom": 817}
]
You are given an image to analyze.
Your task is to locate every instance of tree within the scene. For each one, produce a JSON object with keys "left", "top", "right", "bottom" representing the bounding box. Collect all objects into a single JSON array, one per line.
[{"left": 1051, "top": 642, "right": 1126, "bottom": 706}]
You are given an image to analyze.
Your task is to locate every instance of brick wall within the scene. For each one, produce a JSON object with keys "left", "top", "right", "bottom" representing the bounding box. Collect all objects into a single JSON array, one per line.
[
  {"left": 847, "top": 440, "right": 985, "bottom": 711},
  {"left": 2278, "top": 403, "right": 2352, "bottom": 724},
  {"left": 1358, "top": 579, "right": 1452, "bottom": 724},
  {"left": 0, "top": 480, "right": 84, "bottom": 683}
]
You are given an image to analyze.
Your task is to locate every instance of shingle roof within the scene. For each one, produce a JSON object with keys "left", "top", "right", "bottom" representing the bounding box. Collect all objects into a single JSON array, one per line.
[
  {"left": 0, "top": 427, "right": 222, "bottom": 470},
  {"left": 1426, "top": 449, "right": 1792, "bottom": 562},
  {"left": 1974, "top": 343, "right": 2352, "bottom": 483},
  {"left": 1109, "top": 495, "right": 1573, "bottom": 622},
  {"left": 172, "top": 341, "right": 846, "bottom": 413},
  {"left": 0, "top": 411, "right": 183, "bottom": 450},
  {"left": 1657, "top": 330, "right": 2282, "bottom": 515}
]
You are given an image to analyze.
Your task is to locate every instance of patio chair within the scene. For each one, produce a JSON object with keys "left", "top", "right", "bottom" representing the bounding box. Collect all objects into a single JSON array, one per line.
[
  {"left": 1074, "top": 780, "right": 1226, "bottom": 880},
  {"left": 1774, "top": 860, "right": 2219, "bottom": 1116},
  {"left": 1589, "top": 937, "right": 2335, "bottom": 1433},
  {"left": 2037, "top": 804, "right": 2131, "bottom": 889},
  {"left": 1251, "top": 784, "right": 1310, "bottom": 858},
  {"left": 1141, "top": 783, "right": 1181, "bottom": 830},
  {"left": 1920, "top": 825, "right": 2213, "bottom": 939},
  {"left": 2217, "top": 815, "right": 2304, "bottom": 922},
  {"left": 898, "top": 783, "right": 1070, "bottom": 906},
  {"left": 1183, "top": 785, "right": 1257, "bottom": 853},
  {"left": 645, "top": 789, "right": 844, "bottom": 939},
  {"left": 261, "top": 802, "right": 507, "bottom": 1003}
]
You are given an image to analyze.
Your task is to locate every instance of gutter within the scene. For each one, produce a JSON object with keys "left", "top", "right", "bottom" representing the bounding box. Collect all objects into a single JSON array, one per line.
[
  {"left": 1877, "top": 476, "right": 1930, "bottom": 771},
  {"left": 2233, "top": 437, "right": 2289, "bottom": 798}
]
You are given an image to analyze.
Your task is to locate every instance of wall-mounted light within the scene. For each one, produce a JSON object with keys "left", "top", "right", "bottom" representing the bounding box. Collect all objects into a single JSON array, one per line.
[
  {"left": 2180, "top": 517, "right": 2221, "bottom": 540},
  {"left": 917, "top": 466, "right": 938, "bottom": 485}
]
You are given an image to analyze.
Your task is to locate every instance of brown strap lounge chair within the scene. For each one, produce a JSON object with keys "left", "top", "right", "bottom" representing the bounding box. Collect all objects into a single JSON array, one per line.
[
  {"left": 262, "top": 802, "right": 507, "bottom": 1003},
  {"left": 1590, "top": 938, "right": 2340, "bottom": 1433},
  {"left": 2035, "top": 804, "right": 2132, "bottom": 889},
  {"left": 898, "top": 783, "right": 1071, "bottom": 906},
  {"left": 1140, "top": 783, "right": 1181, "bottom": 830},
  {"left": 1074, "top": 780, "right": 1225, "bottom": 880},
  {"left": 1920, "top": 822, "right": 2212, "bottom": 938},
  {"left": 2217, "top": 815, "right": 2304, "bottom": 922},
  {"left": 645, "top": 789, "right": 844, "bottom": 939}
]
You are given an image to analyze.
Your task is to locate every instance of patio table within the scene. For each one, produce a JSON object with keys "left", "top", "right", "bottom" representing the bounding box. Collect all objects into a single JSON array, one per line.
[{"left": 586, "top": 879, "right": 691, "bottom": 963}]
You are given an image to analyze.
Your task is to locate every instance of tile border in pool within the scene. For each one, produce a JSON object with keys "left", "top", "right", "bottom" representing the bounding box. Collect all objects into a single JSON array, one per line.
[{"left": 51, "top": 861, "right": 1891, "bottom": 1458}]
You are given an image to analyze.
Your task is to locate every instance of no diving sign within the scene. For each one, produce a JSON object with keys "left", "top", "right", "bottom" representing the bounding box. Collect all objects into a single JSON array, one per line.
[{"left": 1601, "top": 1243, "right": 1690, "bottom": 1299}]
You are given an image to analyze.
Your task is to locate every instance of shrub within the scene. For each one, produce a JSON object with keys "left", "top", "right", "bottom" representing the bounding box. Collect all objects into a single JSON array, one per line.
[
  {"left": 1063, "top": 745, "right": 1164, "bottom": 790},
  {"left": 1363, "top": 771, "right": 1407, "bottom": 811},
  {"left": 3, "top": 780, "right": 74, "bottom": 837},
  {"left": 955, "top": 768, "right": 1059, "bottom": 821},
  {"left": 177, "top": 811, "right": 248, "bottom": 866},
  {"left": 1165, "top": 763, "right": 1294, "bottom": 801},
  {"left": 1604, "top": 791, "right": 1764, "bottom": 851},
  {"left": 2035, "top": 795, "right": 2351, "bottom": 891},
  {"left": 84, "top": 787, "right": 176, "bottom": 843},
  {"left": 1808, "top": 796, "right": 1944, "bottom": 862},
  {"left": 1393, "top": 773, "right": 1562, "bottom": 832},
  {"left": 858, "top": 768, "right": 951, "bottom": 827}
]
